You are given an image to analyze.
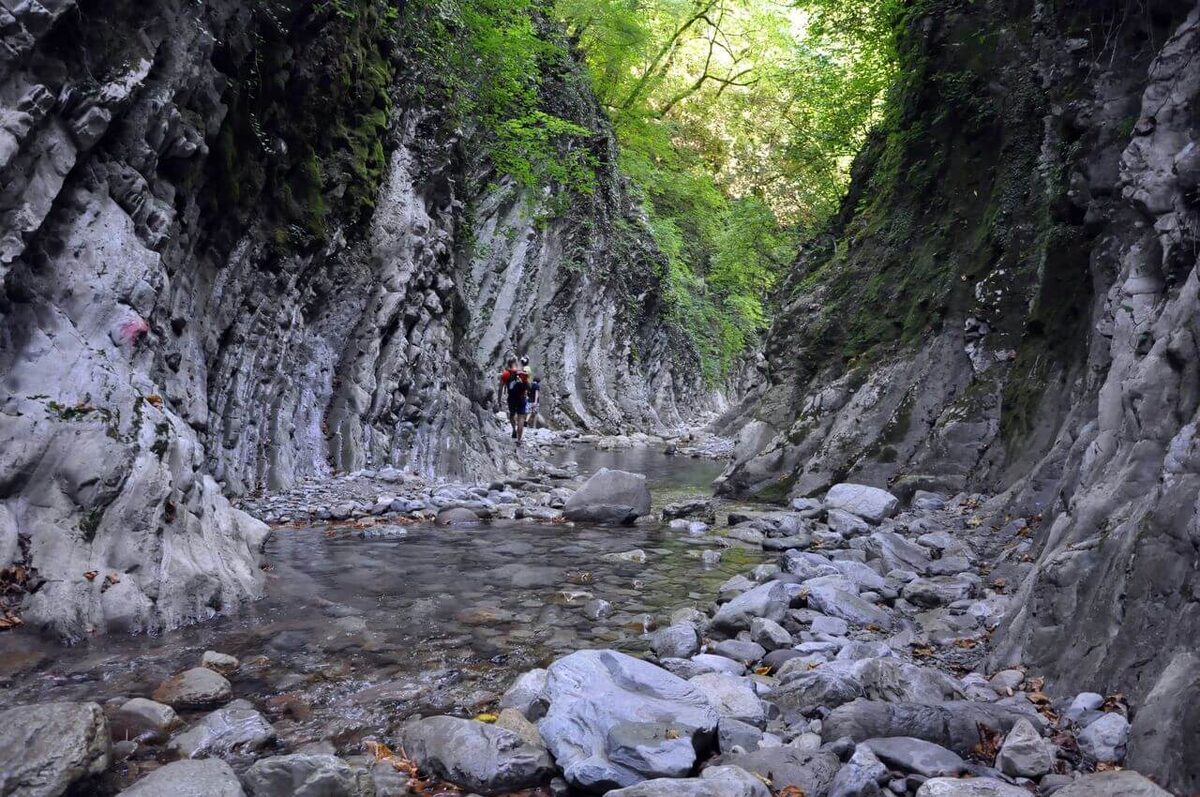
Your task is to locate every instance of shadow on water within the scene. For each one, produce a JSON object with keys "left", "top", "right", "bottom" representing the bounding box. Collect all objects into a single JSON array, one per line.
[{"left": 0, "top": 445, "right": 759, "bottom": 754}]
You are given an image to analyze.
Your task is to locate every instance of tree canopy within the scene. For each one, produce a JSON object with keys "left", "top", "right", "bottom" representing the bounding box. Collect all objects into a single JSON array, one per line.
[{"left": 402, "top": 0, "right": 900, "bottom": 379}]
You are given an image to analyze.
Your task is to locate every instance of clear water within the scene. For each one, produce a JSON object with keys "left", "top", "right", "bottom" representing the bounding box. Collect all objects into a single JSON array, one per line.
[{"left": 0, "top": 446, "right": 758, "bottom": 756}]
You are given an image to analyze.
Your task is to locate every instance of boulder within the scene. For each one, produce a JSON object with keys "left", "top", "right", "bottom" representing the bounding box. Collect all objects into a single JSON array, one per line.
[
  {"left": 688, "top": 673, "right": 767, "bottom": 728},
  {"left": 650, "top": 624, "right": 701, "bottom": 659},
  {"left": 242, "top": 754, "right": 370, "bottom": 797},
  {"left": 113, "top": 698, "right": 180, "bottom": 743},
  {"left": 1052, "top": 771, "right": 1173, "bottom": 796},
  {"left": 828, "top": 745, "right": 888, "bottom": 797},
  {"left": 718, "top": 718, "right": 768, "bottom": 754},
  {"left": 708, "top": 747, "right": 842, "bottom": 795},
  {"left": 1077, "top": 712, "right": 1129, "bottom": 763},
  {"left": 120, "top": 759, "right": 245, "bottom": 796},
  {"left": 399, "top": 716, "right": 553, "bottom": 795},
  {"left": 201, "top": 651, "right": 240, "bottom": 674},
  {"left": 153, "top": 667, "right": 233, "bottom": 709},
  {"left": 499, "top": 669, "right": 549, "bottom": 720},
  {"left": 824, "top": 484, "right": 899, "bottom": 523},
  {"left": 861, "top": 737, "right": 965, "bottom": 777},
  {"left": 711, "top": 581, "right": 790, "bottom": 636},
  {"left": 168, "top": 700, "right": 276, "bottom": 759},
  {"left": 804, "top": 577, "right": 892, "bottom": 629},
  {"left": 995, "top": 717, "right": 1053, "bottom": 777},
  {"left": 495, "top": 708, "right": 543, "bottom": 748},
  {"left": 1064, "top": 692, "right": 1103, "bottom": 722},
  {"left": 563, "top": 469, "right": 651, "bottom": 524},
  {"left": 769, "top": 668, "right": 864, "bottom": 713},
  {"left": 821, "top": 700, "right": 1041, "bottom": 754},
  {"left": 435, "top": 507, "right": 482, "bottom": 526},
  {"left": 750, "top": 618, "right": 793, "bottom": 650},
  {"left": 606, "top": 765, "right": 770, "bottom": 797},
  {"left": 0, "top": 702, "right": 109, "bottom": 797},
  {"left": 709, "top": 639, "right": 767, "bottom": 664},
  {"left": 537, "top": 649, "right": 719, "bottom": 791},
  {"left": 662, "top": 499, "right": 717, "bottom": 523},
  {"left": 915, "top": 778, "right": 1034, "bottom": 797}
]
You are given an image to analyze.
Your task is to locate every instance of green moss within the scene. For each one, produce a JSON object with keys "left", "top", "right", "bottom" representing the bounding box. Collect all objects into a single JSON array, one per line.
[{"left": 205, "top": 0, "right": 395, "bottom": 251}]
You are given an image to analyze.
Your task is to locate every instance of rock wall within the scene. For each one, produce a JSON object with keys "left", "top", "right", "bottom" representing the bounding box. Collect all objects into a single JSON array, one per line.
[
  {"left": 0, "top": 0, "right": 702, "bottom": 641},
  {"left": 720, "top": 0, "right": 1200, "bottom": 788}
]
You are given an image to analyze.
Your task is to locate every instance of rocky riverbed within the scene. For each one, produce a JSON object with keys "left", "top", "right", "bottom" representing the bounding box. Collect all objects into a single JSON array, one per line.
[{"left": 0, "top": 444, "right": 1175, "bottom": 796}]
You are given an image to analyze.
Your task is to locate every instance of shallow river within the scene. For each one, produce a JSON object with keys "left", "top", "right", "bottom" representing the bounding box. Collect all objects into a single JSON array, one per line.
[{"left": 0, "top": 447, "right": 757, "bottom": 756}]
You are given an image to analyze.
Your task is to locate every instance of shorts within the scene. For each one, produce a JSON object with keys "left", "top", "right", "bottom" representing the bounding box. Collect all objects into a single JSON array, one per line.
[{"left": 508, "top": 397, "right": 527, "bottom": 416}]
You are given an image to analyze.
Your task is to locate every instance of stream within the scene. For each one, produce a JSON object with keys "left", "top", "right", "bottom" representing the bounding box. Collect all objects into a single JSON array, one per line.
[{"left": 0, "top": 446, "right": 757, "bottom": 758}]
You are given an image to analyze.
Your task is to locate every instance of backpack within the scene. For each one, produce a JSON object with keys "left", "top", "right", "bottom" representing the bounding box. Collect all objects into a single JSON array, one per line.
[{"left": 505, "top": 371, "right": 527, "bottom": 399}]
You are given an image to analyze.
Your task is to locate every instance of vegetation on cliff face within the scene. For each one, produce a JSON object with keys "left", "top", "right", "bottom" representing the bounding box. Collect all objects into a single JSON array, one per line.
[
  {"left": 207, "top": 0, "right": 396, "bottom": 251},
  {"left": 397, "top": 0, "right": 901, "bottom": 380}
]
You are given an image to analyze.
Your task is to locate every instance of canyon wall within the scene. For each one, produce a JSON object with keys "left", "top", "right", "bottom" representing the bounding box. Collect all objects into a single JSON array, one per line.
[
  {"left": 721, "top": 0, "right": 1200, "bottom": 788},
  {"left": 0, "top": 0, "right": 701, "bottom": 641}
]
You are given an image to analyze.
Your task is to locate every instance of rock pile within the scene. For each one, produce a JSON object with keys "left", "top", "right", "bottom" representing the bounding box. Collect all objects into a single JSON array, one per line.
[
  {"left": 0, "top": 481, "right": 1173, "bottom": 796},
  {"left": 394, "top": 482, "right": 1171, "bottom": 796}
]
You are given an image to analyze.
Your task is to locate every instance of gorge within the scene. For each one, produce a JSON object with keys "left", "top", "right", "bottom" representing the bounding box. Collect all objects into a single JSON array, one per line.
[{"left": 0, "top": 0, "right": 1197, "bottom": 795}]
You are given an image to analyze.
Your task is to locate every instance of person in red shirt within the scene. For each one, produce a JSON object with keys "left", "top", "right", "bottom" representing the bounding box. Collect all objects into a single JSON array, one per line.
[{"left": 497, "top": 356, "right": 521, "bottom": 438}]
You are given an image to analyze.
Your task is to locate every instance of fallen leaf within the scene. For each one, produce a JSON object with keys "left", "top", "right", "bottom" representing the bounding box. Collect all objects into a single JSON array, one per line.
[
  {"left": 754, "top": 665, "right": 772, "bottom": 676},
  {"left": 776, "top": 786, "right": 807, "bottom": 797},
  {"left": 971, "top": 722, "right": 1002, "bottom": 763},
  {"left": 664, "top": 728, "right": 681, "bottom": 740},
  {"left": 953, "top": 638, "right": 978, "bottom": 649},
  {"left": 912, "top": 645, "right": 936, "bottom": 658},
  {"left": 145, "top": 394, "right": 164, "bottom": 408},
  {"left": 105, "top": 572, "right": 120, "bottom": 585},
  {"left": 474, "top": 712, "right": 498, "bottom": 723},
  {"left": 83, "top": 570, "right": 98, "bottom": 581},
  {"left": 1101, "top": 693, "right": 1128, "bottom": 713}
]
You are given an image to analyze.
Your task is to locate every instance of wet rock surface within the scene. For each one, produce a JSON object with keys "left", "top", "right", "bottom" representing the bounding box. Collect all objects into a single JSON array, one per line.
[{"left": 0, "top": 449, "right": 1177, "bottom": 795}]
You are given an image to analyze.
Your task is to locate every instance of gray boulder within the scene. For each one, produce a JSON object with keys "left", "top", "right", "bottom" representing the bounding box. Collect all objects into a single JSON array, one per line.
[
  {"left": 824, "top": 484, "right": 899, "bottom": 523},
  {"left": 915, "top": 778, "right": 1033, "bottom": 797},
  {"left": 168, "top": 700, "right": 276, "bottom": 759},
  {"left": 153, "top": 667, "right": 233, "bottom": 709},
  {"left": 718, "top": 718, "right": 768, "bottom": 754},
  {"left": 750, "top": 617, "right": 793, "bottom": 650},
  {"left": 769, "top": 668, "right": 864, "bottom": 713},
  {"left": 0, "top": 702, "right": 109, "bottom": 797},
  {"left": 120, "top": 759, "right": 245, "bottom": 796},
  {"left": 435, "top": 507, "right": 482, "bottom": 526},
  {"left": 113, "top": 698, "right": 180, "bottom": 743},
  {"left": 822, "top": 700, "right": 1041, "bottom": 754},
  {"left": 1077, "top": 712, "right": 1129, "bottom": 763},
  {"left": 563, "top": 469, "right": 652, "bottom": 524},
  {"left": 242, "top": 754, "right": 370, "bottom": 797},
  {"left": 862, "top": 737, "right": 964, "bottom": 777},
  {"left": 689, "top": 673, "right": 767, "bottom": 728},
  {"left": 866, "top": 532, "right": 931, "bottom": 573},
  {"left": 651, "top": 624, "right": 701, "bottom": 659},
  {"left": 710, "top": 580, "right": 790, "bottom": 635},
  {"left": 1052, "top": 771, "right": 1173, "bottom": 796},
  {"left": 537, "top": 649, "right": 719, "bottom": 791},
  {"left": 710, "top": 639, "right": 767, "bottom": 664},
  {"left": 804, "top": 577, "right": 892, "bottom": 629},
  {"left": 995, "top": 717, "right": 1053, "bottom": 777},
  {"left": 708, "top": 747, "right": 842, "bottom": 794},
  {"left": 607, "top": 765, "right": 770, "bottom": 797},
  {"left": 499, "top": 668, "right": 549, "bottom": 720},
  {"left": 828, "top": 745, "right": 888, "bottom": 797},
  {"left": 399, "top": 716, "right": 553, "bottom": 795}
]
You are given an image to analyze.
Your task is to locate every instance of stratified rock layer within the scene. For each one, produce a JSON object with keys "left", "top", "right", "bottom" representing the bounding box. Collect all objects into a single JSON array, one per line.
[
  {"left": 0, "top": 1, "right": 701, "bottom": 640},
  {"left": 719, "top": 1, "right": 1200, "bottom": 789}
]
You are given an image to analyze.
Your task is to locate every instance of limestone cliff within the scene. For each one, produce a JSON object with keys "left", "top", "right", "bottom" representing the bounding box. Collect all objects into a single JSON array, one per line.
[
  {"left": 721, "top": 0, "right": 1200, "bottom": 788},
  {"left": 0, "top": 0, "right": 701, "bottom": 641}
]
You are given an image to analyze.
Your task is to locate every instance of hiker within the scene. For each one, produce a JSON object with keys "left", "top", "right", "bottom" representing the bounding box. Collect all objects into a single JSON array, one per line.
[
  {"left": 497, "top": 356, "right": 521, "bottom": 437},
  {"left": 527, "top": 373, "right": 541, "bottom": 429},
  {"left": 505, "top": 369, "right": 533, "bottom": 445}
]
